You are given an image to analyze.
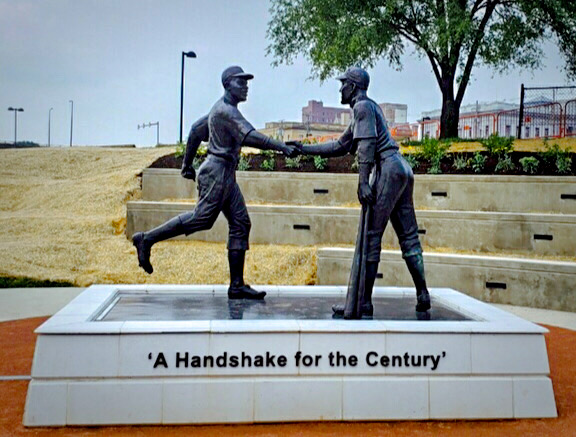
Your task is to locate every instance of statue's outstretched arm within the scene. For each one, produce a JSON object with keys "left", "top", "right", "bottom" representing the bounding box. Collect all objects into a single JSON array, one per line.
[
  {"left": 243, "top": 130, "right": 297, "bottom": 157},
  {"left": 182, "top": 115, "right": 209, "bottom": 180}
]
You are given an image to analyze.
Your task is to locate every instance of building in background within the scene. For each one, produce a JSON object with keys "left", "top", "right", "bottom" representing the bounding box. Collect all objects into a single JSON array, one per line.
[
  {"left": 301, "top": 100, "right": 408, "bottom": 126},
  {"left": 258, "top": 99, "right": 412, "bottom": 143},
  {"left": 258, "top": 121, "right": 345, "bottom": 142}
]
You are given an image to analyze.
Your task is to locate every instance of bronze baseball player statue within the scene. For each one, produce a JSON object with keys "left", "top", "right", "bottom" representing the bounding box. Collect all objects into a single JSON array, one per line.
[
  {"left": 133, "top": 66, "right": 297, "bottom": 300},
  {"left": 298, "top": 67, "right": 431, "bottom": 318}
]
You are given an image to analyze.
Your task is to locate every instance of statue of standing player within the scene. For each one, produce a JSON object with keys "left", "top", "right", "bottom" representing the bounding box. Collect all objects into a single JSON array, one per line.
[
  {"left": 133, "top": 66, "right": 297, "bottom": 300},
  {"left": 297, "top": 67, "right": 431, "bottom": 318}
]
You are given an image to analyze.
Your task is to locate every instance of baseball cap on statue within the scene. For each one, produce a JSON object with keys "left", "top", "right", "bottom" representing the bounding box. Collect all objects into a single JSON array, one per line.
[
  {"left": 221, "top": 66, "right": 254, "bottom": 87},
  {"left": 336, "top": 66, "right": 370, "bottom": 90}
]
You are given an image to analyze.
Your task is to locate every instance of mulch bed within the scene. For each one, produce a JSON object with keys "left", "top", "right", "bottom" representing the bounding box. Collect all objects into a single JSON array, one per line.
[
  {"left": 150, "top": 152, "right": 575, "bottom": 176},
  {"left": 1, "top": 317, "right": 575, "bottom": 436}
]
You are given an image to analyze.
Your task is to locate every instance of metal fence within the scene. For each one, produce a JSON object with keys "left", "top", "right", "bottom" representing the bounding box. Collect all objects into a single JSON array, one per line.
[
  {"left": 518, "top": 85, "right": 576, "bottom": 139},
  {"left": 419, "top": 85, "right": 576, "bottom": 140}
]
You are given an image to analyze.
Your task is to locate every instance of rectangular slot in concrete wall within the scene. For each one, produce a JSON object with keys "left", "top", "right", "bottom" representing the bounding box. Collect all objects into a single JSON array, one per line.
[
  {"left": 533, "top": 234, "right": 553, "bottom": 241},
  {"left": 293, "top": 224, "right": 311, "bottom": 230},
  {"left": 314, "top": 189, "right": 329, "bottom": 194},
  {"left": 486, "top": 282, "right": 507, "bottom": 289}
]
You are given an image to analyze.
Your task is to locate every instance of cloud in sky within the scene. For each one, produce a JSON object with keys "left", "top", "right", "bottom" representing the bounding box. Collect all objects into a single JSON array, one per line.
[{"left": 0, "top": 0, "right": 572, "bottom": 146}]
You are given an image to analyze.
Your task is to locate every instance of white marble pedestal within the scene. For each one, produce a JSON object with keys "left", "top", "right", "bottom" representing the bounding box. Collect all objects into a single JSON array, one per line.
[{"left": 24, "top": 285, "right": 557, "bottom": 426}]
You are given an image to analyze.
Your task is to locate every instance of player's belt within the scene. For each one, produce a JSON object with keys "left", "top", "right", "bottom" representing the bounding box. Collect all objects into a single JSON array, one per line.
[{"left": 376, "top": 148, "right": 398, "bottom": 162}]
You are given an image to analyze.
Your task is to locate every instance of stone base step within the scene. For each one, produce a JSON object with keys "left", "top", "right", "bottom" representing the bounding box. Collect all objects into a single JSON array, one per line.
[
  {"left": 317, "top": 248, "right": 576, "bottom": 312},
  {"left": 142, "top": 169, "right": 576, "bottom": 214},
  {"left": 126, "top": 201, "right": 576, "bottom": 256}
]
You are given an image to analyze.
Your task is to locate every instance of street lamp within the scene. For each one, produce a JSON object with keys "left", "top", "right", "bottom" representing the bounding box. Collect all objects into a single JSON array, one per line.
[
  {"left": 7, "top": 107, "right": 24, "bottom": 145},
  {"left": 180, "top": 50, "right": 196, "bottom": 144},
  {"left": 69, "top": 100, "right": 74, "bottom": 147},
  {"left": 48, "top": 107, "right": 53, "bottom": 147}
]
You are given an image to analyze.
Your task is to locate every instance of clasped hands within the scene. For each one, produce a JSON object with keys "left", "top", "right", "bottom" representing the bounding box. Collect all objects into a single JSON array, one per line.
[{"left": 281, "top": 140, "right": 303, "bottom": 158}]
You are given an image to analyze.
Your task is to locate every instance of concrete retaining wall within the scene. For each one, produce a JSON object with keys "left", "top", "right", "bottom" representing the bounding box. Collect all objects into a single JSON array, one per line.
[
  {"left": 126, "top": 201, "right": 576, "bottom": 256},
  {"left": 142, "top": 169, "right": 576, "bottom": 213},
  {"left": 317, "top": 248, "right": 576, "bottom": 312}
]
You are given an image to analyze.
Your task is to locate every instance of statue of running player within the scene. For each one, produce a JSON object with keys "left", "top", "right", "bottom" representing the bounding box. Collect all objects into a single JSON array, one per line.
[
  {"left": 133, "top": 66, "right": 297, "bottom": 300},
  {"left": 297, "top": 67, "right": 431, "bottom": 318}
]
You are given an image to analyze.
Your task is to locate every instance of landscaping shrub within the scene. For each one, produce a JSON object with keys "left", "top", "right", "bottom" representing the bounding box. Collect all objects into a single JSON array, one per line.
[
  {"left": 540, "top": 141, "right": 572, "bottom": 174},
  {"left": 470, "top": 152, "right": 487, "bottom": 173},
  {"left": 415, "top": 138, "right": 450, "bottom": 174},
  {"left": 452, "top": 154, "right": 468, "bottom": 170},
  {"left": 556, "top": 155, "right": 572, "bottom": 174},
  {"left": 495, "top": 153, "right": 516, "bottom": 172},
  {"left": 519, "top": 156, "right": 539, "bottom": 174},
  {"left": 175, "top": 142, "right": 185, "bottom": 158},
  {"left": 313, "top": 155, "right": 328, "bottom": 171},
  {"left": 284, "top": 155, "right": 302, "bottom": 169},
  {"left": 480, "top": 134, "right": 514, "bottom": 156},
  {"left": 260, "top": 150, "right": 275, "bottom": 171},
  {"left": 237, "top": 154, "right": 251, "bottom": 171}
]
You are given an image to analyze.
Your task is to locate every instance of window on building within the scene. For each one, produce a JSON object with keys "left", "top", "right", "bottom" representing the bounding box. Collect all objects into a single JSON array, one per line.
[
  {"left": 535, "top": 127, "right": 540, "bottom": 137},
  {"left": 485, "top": 125, "right": 489, "bottom": 137},
  {"left": 525, "top": 126, "right": 530, "bottom": 138},
  {"left": 544, "top": 127, "right": 549, "bottom": 137},
  {"left": 505, "top": 125, "right": 511, "bottom": 136},
  {"left": 568, "top": 126, "right": 574, "bottom": 135}
]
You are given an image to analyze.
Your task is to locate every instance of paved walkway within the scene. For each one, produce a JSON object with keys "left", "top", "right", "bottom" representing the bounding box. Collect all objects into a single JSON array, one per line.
[{"left": 1, "top": 287, "right": 575, "bottom": 330}]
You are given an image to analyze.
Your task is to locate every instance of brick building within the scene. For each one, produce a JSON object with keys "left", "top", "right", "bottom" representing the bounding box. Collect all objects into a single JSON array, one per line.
[{"left": 301, "top": 100, "right": 408, "bottom": 126}]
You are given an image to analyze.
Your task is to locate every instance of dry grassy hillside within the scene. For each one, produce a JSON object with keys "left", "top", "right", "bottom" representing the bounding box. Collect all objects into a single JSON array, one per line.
[{"left": 0, "top": 147, "right": 316, "bottom": 287}]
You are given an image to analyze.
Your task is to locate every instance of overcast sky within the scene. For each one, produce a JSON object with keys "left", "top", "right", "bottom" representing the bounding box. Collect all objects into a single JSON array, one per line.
[{"left": 1, "top": 0, "right": 573, "bottom": 146}]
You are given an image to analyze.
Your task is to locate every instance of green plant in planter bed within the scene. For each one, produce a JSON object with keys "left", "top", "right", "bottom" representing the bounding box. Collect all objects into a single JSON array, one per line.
[
  {"left": 540, "top": 141, "right": 572, "bottom": 174},
  {"left": 284, "top": 155, "right": 302, "bottom": 169},
  {"left": 175, "top": 141, "right": 185, "bottom": 158},
  {"left": 260, "top": 150, "right": 276, "bottom": 171},
  {"left": 237, "top": 154, "right": 251, "bottom": 171},
  {"left": 452, "top": 154, "right": 468, "bottom": 170},
  {"left": 469, "top": 152, "right": 487, "bottom": 173},
  {"left": 519, "top": 156, "right": 539, "bottom": 174},
  {"left": 480, "top": 134, "right": 514, "bottom": 156},
  {"left": 495, "top": 153, "right": 515, "bottom": 172},
  {"left": 415, "top": 138, "right": 450, "bottom": 174},
  {"left": 313, "top": 155, "right": 328, "bottom": 171}
]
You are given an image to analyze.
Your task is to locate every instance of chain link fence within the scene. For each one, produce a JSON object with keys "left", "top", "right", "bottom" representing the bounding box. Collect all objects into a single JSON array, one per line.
[{"left": 518, "top": 85, "right": 576, "bottom": 138}]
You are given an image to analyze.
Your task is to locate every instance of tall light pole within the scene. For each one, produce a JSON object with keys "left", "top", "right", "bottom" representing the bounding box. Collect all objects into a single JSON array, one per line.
[
  {"left": 48, "top": 107, "right": 53, "bottom": 147},
  {"left": 7, "top": 107, "right": 24, "bottom": 145},
  {"left": 180, "top": 50, "right": 196, "bottom": 144},
  {"left": 69, "top": 100, "right": 74, "bottom": 147}
]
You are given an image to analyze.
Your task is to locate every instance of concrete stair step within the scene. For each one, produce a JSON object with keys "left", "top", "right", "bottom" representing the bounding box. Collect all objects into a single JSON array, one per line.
[
  {"left": 126, "top": 201, "right": 576, "bottom": 257},
  {"left": 317, "top": 248, "right": 576, "bottom": 312},
  {"left": 142, "top": 169, "right": 576, "bottom": 214}
]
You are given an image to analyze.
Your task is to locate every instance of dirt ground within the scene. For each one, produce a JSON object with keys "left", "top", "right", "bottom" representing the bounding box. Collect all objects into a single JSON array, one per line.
[
  {"left": 0, "top": 147, "right": 316, "bottom": 287},
  {"left": 0, "top": 317, "right": 574, "bottom": 436}
]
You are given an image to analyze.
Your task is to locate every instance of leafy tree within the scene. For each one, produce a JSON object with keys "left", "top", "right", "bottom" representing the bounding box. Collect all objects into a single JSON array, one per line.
[{"left": 267, "top": 0, "right": 576, "bottom": 138}]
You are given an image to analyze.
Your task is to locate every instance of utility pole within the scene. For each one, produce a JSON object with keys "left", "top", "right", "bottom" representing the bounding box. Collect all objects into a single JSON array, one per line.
[
  {"left": 69, "top": 100, "right": 74, "bottom": 146},
  {"left": 48, "top": 107, "right": 53, "bottom": 147},
  {"left": 138, "top": 122, "right": 160, "bottom": 146},
  {"left": 7, "top": 107, "right": 24, "bottom": 145}
]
